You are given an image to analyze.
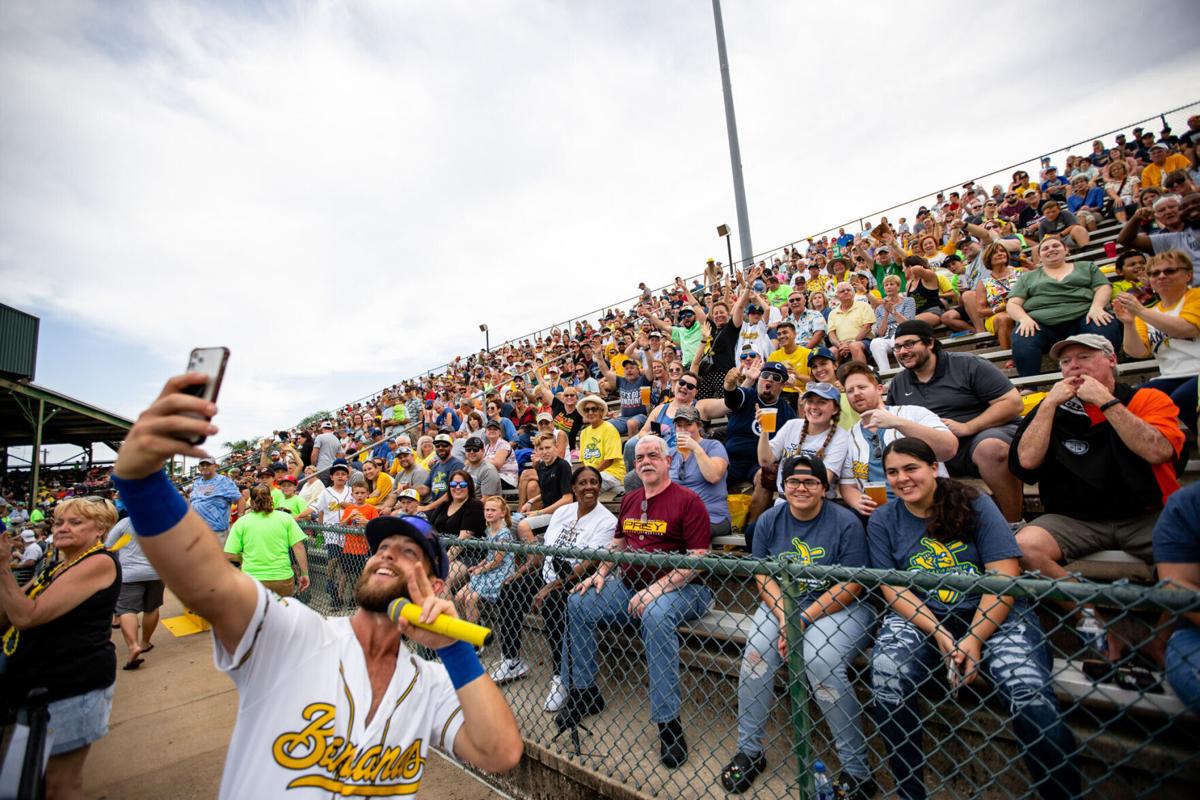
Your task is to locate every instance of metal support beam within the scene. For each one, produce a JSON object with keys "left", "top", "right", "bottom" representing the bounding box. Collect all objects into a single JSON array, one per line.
[
  {"left": 711, "top": 0, "right": 754, "bottom": 270},
  {"left": 29, "top": 398, "right": 44, "bottom": 510}
]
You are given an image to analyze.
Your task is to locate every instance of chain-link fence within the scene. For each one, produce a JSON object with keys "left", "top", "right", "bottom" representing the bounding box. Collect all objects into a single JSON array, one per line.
[{"left": 294, "top": 521, "right": 1199, "bottom": 799}]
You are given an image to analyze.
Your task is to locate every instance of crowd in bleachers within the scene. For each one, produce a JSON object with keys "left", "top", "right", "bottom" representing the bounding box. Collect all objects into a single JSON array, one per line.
[{"left": 6, "top": 117, "right": 1200, "bottom": 799}]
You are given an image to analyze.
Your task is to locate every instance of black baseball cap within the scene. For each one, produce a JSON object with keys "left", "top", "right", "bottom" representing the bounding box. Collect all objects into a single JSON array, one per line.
[
  {"left": 895, "top": 320, "right": 937, "bottom": 341},
  {"left": 779, "top": 454, "right": 829, "bottom": 489},
  {"left": 364, "top": 515, "right": 449, "bottom": 580}
]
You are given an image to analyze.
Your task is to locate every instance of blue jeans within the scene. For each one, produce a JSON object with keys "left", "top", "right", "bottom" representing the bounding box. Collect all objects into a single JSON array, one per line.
[
  {"left": 1166, "top": 626, "right": 1200, "bottom": 711},
  {"left": 870, "top": 609, "right": 1079, "bottom": 800},
  {"left": 736, "top": 602, "right": 874, "bottom": 778},
  {"left": 1011, "top": 315, "right": 1121, "bottom": 378},
  {"left": 564, "top": 575, "right": 712, "bottom": 722}
]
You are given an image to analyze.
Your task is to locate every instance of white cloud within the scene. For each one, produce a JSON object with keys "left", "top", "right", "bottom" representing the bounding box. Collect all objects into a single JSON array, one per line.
[{"left": 2, "top": 0, "right": 1199, "bottom": 448}]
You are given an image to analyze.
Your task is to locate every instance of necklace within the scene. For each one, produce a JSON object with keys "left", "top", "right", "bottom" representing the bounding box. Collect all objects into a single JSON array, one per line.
[{"left": 3, "top": 540, "right": 106, "bottom": 656}]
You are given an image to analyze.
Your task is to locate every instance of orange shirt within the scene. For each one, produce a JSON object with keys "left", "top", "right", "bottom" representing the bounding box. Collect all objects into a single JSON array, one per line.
[
  {"left": 1083, "top": 386, "right": 1183, "bottom": 505},
  {"left": 340, "top": 504, "right": 379, "bottom": 555}
]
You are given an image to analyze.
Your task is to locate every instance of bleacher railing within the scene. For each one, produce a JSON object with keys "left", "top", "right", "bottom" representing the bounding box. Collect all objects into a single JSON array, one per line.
[{"left": 296, "top": 523, "right": 1199, "bottom": 800}]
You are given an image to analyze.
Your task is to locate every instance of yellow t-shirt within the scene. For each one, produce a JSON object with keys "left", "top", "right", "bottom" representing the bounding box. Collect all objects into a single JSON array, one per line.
[
  {"left": 827, "top": 302, "right": 876, "bottom": 342},
  {"left": 366, "top": 472, "right": 394, "bottom": 506},
  {"left": 1141, "top": 154, "right": 1192, "bottom": 189},
  {"left": 578, "top": 422, "right": 625, "bottom": 481},
  {"left": 768, "top": 346, "right": 813, "bottom": 394}
]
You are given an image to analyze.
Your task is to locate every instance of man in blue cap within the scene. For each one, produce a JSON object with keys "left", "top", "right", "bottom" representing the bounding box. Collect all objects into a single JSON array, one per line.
[{"left": 109, "top": 374, "right": 523, "bottom": 797}]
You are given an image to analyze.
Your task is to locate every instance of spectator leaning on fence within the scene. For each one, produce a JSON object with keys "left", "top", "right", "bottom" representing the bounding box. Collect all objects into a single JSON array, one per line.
[
  {"left": 492, "top": 466, "right": 617, "bottom": 709},
  {"left": 1152, "top": 482, "right": 1200, "bottom": 711},
  {"left": 867, "top": 438, "right": 1079, "bottom": 800},
  {"left": 886, "top": 320, "right": 1025, "bottom": 523},
  {"left": 557, "top": 435, "right": 712, "bottom": 769},
  {"left": 721, "top": 455, "right": 876, "bottom": 798},
  {"left": 1012, "top": 334, "right": 1183, "bottom": 659}
]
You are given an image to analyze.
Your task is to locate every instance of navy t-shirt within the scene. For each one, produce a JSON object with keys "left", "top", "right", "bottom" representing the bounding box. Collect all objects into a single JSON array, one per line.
[
  {"left": 617, "top": 375, "right": 651, "bottom": 418},
  {"left": 753, "top": 500, "right": 867, "bottom": 607},
  {"left": 1154, "top": 483, "right": 1200, "bottom": 628},
  {"left": 867, "top": 492, "right": 1021, "bottom": 616},
  {"left": 425, "top": 456, "right": 465, "bottom": 500},
  {"left": 723, "top": 387, "right": 799, "bottom": 465}
]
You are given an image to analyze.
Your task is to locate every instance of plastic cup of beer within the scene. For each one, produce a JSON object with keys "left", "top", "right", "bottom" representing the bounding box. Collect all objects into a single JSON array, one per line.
[
  {"left": 865, "top": 482, "right": 888, "bottom": 506},
  {"left": 760, "top": 408, "right": 778, "bottom": 433},
  {"left": 640, "top": 386, "right": 651, "bottom": 405}
]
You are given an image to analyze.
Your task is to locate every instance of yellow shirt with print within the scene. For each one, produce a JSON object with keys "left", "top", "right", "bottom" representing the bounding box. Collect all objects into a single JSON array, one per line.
[
  {"left": 768, "top": 346, "right": 813, "bottom": 394},
  {"left": 1141, "top": 153, "right": 1192, "bottom": 189},
  {"left": 578, "top": 421, "right": 625, "bottom": 481}
]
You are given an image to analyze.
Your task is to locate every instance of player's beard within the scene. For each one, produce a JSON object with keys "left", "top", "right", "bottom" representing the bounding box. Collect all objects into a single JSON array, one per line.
[{"left": 354, "top": 567, "right": 411, "bottom": 613}]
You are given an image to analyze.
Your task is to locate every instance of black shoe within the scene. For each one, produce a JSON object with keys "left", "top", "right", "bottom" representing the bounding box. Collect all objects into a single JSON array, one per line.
[
  {"left": 835, "top": 772, "right": 878, "bottom": 800},
  {"left": 554, "top": 686, "right": 605, "bottom": 732},
  {"left": 657, "top": 718, "right": 688, "bottom": 768},
  {"left": 719, "top": 750, "right": 766, "bottom": 793}
]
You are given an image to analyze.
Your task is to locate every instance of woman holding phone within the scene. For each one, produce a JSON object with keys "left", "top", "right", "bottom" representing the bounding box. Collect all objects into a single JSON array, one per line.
[{"left": 866, "top": 438, "right": 1077, "bottom": 800}]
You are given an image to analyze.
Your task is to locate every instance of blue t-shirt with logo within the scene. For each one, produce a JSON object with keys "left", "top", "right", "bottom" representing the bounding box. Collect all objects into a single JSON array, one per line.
[
  {"left": 867, "top": 492, "right": 1021, "bottom": 616},
  {"left": 722, "top": 387, "right": 799, "bottom": 466},
  {"left": 753, "top": 500, "right": 867, "bottom": 607},
  {"left": 617, "top": 375, "right": 651, "bottom": 418},
  {"left": 425, "top": 456, "right": 465, "bottom": 501}
]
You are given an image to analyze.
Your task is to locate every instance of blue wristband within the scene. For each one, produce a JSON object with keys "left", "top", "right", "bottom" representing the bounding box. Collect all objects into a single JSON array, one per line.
[
  {"left": 111, "top": 470, "right": 189, "bottom": 537},
  {"left": 799, "top": 612, "right": 815, "bottom": 628},
  {"left": 437, "top": 640, "right": 484, "bottom": 690}
]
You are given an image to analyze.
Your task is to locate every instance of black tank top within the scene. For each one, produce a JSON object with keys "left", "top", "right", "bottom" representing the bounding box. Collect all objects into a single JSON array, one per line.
[
  {"left": 3, "top": 549, "right": 121, "bottom": 706},
  {"left": 908, "top": 278, "right": 944, "bottom": 313}
]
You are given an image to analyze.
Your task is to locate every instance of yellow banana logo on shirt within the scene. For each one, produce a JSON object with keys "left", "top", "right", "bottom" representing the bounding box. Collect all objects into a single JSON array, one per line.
[
  {"left": 908, "top": 537, "right": 977, "bottom": 605},
  {"left": 782, "top": 538, "right": 827, "bottom": 590}
]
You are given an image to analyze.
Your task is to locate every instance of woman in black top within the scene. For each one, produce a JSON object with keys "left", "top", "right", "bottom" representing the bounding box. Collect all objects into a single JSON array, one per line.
[
  {"left": 297, "top": 430, "right": 315, "bottom": 468},
  {"left": 904, "top": 255, "right": 948, "bottom": 325},
  {"left": 429, "top": 469, "right": 486, "bottom": 595},
  {"left": 1, "top": 496, "right": 122, "bottom": 798},
  {"left": 698, "top": 301, "right": 739, "bottom": 399}
]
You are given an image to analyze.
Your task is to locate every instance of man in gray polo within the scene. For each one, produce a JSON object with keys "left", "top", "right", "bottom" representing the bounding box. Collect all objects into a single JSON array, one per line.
[
  {"left": 310, "top": 419, "right": 341, "bottom": 480},
  {"left": 887, "top": 320, "right": 1025, "bottom": 522}
]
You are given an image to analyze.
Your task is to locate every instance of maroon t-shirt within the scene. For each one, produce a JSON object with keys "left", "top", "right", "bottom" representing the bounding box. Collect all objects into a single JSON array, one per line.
[{"left": 616, "top": 481, "right": 712, "bottom": 589}]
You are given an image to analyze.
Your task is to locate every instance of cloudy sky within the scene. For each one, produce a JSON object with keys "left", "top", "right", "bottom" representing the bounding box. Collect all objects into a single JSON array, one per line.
[{"left": 2, "top": 0, "right": 1199, "bottom": 459}]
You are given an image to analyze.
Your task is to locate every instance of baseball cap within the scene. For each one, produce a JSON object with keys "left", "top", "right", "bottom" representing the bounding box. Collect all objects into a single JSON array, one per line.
[
  {"left": 779, "top": 454, "right": 830, "bottom": 489},
  {"left": 397, "top": 488, "right": 420, "bottom": 502},
  {"left": 465, "top": 436, "right": 484, "bottom": 449},
  {"left": 485, "top": 419, "right": 502, "bottom": 429},
  {"left": 760, "top": 362, "right": 789, "bottom": 381},
  {"left": 807, "top": 346, "right": 836, "bottom": 365},
  {"left": 895, "top": 320, "right": 937, "bottom": 341},
  {"left": 277, "top": 474, "right": 297, "bottom": 485},
  {"left": 20, "top": 530, "right": 36, "bottom": 542},
  {"left": 536, "top": 411, "right": 553, "bottom": 423},
  {"left": 433, "top": 433, "right": 454, "bottom": 445},
  {"left": 395, "top": 445, "right": 413, "bottom": 455},
  {"left": 1150, "top": 140, "right": 1170, "bottom": 151},
  {"left": 746, "top": 304, "right": 763, "bottom": 314},
  {"left": 673, "top": 405, "right": 702, "bottom": 423},
  {"left": 1048, "top": 333, "right": 1115, "bottom": 360},
  {"left": 364, "top": 515, "right": 449, "bottom": 580},
  {"left": 320, "top": 420, "right": 334, "bottom": 429},
  {"left": 198, "top": 456, "right": 217, "bottom": 465},
  {"left": 802, "top": 382, "right": 841, "bottom": 403},
  {"left": 329, "top": 461, "right": 351, "bottom": 475},
  {"left": 270, "top": 461, "right": 287, "bottom": 471},
  {"left": 371, "top": 428, "right": 382, "bottom": 436}
]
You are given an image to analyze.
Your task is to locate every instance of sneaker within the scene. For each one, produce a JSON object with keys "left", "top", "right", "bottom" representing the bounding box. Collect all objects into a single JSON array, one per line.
[
  {"left": 544, "top": 675, "right": 568, "bottom": 712},
  {"left": 657, "top": 718, "right": 688, "bottom": 768},
  {"left": 835, "top": 772, "right": 878, "bottom": 799},
  {"left": 554, "top": 686, "right": 605, "bottom": 732},
  {"left": 489, "top": 658, "right": 530, "bottom": 685},
  {"left": 719, "top": 751, "right": 766, "bottom": 793}
]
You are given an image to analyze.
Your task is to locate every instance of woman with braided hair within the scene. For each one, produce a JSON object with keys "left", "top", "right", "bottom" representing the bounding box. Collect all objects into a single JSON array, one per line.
[{"left": 756, "top": 383, "right": 850, "bottom": 499}]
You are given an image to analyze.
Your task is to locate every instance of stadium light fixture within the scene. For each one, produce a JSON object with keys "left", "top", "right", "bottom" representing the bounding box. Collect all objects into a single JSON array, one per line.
[
  {"left": 479, "top": 323, "right": 489, "bottom": 353},
  {"left": 717, "top": 224, "right": 734, "bottom": 280}
]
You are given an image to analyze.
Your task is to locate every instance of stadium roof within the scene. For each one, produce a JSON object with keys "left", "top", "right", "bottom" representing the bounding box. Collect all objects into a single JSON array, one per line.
[{"left": 0, "top": 375, "right": 132, "bottom": 449}]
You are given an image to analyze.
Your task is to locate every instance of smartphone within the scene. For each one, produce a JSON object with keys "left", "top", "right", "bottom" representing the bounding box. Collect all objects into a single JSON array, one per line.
[{"left": 182, "top": 347, "right": 230, "bottom": 445}]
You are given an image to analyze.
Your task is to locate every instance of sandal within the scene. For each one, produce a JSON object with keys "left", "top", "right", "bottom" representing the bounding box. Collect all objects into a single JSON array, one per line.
[{"left": 720, "top": 751, "right": 766, "bottom": 794}]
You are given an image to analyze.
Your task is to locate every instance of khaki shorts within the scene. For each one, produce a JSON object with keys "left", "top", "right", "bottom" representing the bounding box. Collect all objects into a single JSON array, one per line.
[
  {"left": 1036, "top": 511, "right": 1157, "bottom": 563},
  {"left": 261, "top": 578, "right": 296, "bottom": 597}
]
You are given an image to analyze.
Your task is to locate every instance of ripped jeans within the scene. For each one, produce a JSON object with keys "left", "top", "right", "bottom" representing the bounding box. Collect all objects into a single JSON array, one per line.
[
  {"left": 870, "top": 609, "right": 1079, "bottom": 800},
  {"left": 736, "top": 602, "right": 874, "bottom": 777}
]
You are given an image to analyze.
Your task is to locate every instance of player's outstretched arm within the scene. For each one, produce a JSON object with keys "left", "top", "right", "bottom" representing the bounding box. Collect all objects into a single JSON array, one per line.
[{"left": 112, "top": 373, "right": 258, "bottom": 655}]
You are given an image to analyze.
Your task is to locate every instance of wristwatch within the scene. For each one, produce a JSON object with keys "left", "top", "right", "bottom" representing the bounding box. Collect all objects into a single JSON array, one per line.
[{"left": 1098, "top": 398, "right": 1122, "bottom": 413}]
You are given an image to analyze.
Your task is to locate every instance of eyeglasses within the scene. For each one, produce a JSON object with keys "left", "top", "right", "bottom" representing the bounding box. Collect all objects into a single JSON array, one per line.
[
  {"left": 894, "top": 339, "right": 927, "bottom": 352},
  {"left": 1147, "top": 267, "right": 1189, "bottom": 279},
  {"left": 759, "top": 372, "right": 785, "bottom": 383},
  {"left": 783, "top": 477, "right": 824, "bottom": 491},
  {"left": 448, "top": 481, "right": 469, "bottom": 489}
]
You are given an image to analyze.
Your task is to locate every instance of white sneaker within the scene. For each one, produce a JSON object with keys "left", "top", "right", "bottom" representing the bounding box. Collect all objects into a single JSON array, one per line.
[
  {"left": 544, "top": 675, "right": 568, "bottom": 711},
  {"left": 489, "top": 658, "right": 529, "bottom": 685}
]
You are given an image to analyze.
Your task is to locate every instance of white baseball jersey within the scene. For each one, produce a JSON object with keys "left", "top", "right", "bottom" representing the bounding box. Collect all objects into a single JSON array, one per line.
[
  {"left": 213, "top": 583, "right": 465, "bottom": 798},
  {"left": 309, "top": 485, "right": 354, "bottom": 546}
]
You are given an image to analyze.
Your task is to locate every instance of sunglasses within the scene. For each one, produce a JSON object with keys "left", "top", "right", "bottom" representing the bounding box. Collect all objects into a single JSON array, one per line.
[
  {"left": 677, "top": 380, "right": 697, "bottom": 390},
  {"left": 759, "top": 372, "right": 785, "bottom": 383},
  {"left": 739, "top": 352, "right": 756, "bottom": 360},
  {"left": 1147, "top": 267, "right": 1189, "bottom": 278},
  {"left": 464, "top": 446, "right": 482, "bottom": 452},
  {"left": 448, "top": 481, "right": 469, "bottom": 489}
]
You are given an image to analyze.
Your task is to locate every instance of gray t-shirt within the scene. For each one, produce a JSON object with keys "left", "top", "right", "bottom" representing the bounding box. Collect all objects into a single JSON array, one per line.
[
  {"left": 394, "top": 464, "right": 430, "bottom": 490},
  {"left": 105, "top": 517, "right": 159, "bottom": 583},
  {"left": 888, "top": 351, "right": 1016, "bottom": 425},
  {"left": 312, "top": 432, "right": 341, "bottom": 470},
  {"left": 464, "top": 461, "right": 501, "bottom": 496}
]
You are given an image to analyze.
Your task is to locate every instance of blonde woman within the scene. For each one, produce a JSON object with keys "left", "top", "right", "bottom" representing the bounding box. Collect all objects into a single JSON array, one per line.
[
  {"left": 455, "top": 496, "right": 516, "bottom": 624},
  {"left": 2, "top": 496, "right": 121, "bottom": 799}
]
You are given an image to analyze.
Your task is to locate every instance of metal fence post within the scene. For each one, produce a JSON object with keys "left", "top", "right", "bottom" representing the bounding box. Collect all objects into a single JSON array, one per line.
[{"left": 783, "top": 575, "right": 814, "bottom": 800}]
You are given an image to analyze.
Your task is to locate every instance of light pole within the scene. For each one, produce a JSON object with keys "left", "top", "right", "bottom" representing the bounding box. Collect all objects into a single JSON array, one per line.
[
  {"left": 717, "top": 224, "right": 734, "bottom": 282},
  {"left": 479, "top": 323, "right": 490, "bottom": 353},
  {"left": 711, "top": 0, "right": 753, "bottom": 271}
]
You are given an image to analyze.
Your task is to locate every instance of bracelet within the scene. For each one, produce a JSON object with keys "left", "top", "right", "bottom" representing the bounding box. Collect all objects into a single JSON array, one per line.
[
  {"left": 112, "top": 470, "right": 189, "bottom": 537},
  {"left": 799, "top": 612, "right": 815, "bottom": 628},
  {"left": 1099, "top": 398, "right": 1122, "bottom": 413},
  {"left": 437, "top": 640, "right": 485, "bottom": 690}
]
